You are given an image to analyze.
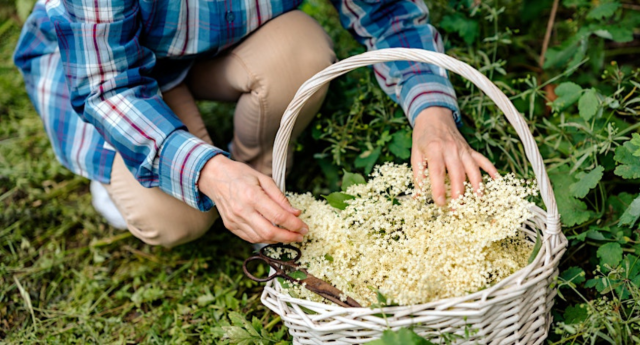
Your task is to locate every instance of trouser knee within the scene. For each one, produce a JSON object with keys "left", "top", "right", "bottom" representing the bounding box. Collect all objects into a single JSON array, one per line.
[
  {"left": 125, "top": 208, "right": 218, "bottom": 248},
  {"left": 104, "top": 155, "right": 219, "bottom": 248}
]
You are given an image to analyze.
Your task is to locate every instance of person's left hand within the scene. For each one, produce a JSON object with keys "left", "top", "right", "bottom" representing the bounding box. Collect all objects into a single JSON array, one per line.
[{"left": 411, "top": 106, "right": 499, "bottom": 206}]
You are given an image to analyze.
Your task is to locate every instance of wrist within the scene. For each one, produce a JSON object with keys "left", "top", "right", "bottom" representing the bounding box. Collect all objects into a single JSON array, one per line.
[
  {"left": 198, "top": 154, "right": 229, "bottom": 196},
  {"left": 414, "top": 106, "right": 456, "bottom": 130}
]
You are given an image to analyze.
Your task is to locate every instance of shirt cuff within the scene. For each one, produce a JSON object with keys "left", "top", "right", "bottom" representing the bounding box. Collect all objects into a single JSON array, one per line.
[
  {"left": 158, "top": 130, "right": 229, "bottom": 211},
  {"left": 400, "top": 73, "right": 462, "bottom": 128}
]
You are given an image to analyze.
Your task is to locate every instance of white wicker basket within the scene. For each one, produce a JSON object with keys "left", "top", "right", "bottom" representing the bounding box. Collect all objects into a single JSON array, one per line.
[{"left": 265, "top": 48, "right": 568, "bottom": 345}]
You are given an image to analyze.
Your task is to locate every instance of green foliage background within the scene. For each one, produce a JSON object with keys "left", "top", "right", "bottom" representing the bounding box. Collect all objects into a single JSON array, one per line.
[{"left": 1, "top": 0, "right": 639, "bottom": 343}]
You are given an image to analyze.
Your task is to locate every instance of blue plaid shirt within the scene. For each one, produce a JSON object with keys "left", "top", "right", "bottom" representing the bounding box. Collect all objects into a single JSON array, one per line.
[{"left": 14, "top": 0, "right": 459, "bottom": 211}]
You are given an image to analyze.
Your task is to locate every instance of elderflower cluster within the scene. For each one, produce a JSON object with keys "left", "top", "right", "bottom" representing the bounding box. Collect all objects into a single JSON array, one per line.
[{"left": 285, "top": 163, "right": 537, "bottom": 307}]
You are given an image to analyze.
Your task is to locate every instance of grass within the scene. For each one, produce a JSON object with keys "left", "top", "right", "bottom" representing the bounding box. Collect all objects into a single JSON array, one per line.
[
  {"left": 1, "top": 99, "right": 284, "bottom": 342},
  {"left": 1, "top": 91, "right": 284, "bottom": 342},
  {"left": 2, "top": 0, "right": 640, "bottom": 343},
  {"left": 0, "top": 1, "right": 364, "bottom": 343},
  {"left": 0, "top": 9, "right": 287, "bottom": 345}
]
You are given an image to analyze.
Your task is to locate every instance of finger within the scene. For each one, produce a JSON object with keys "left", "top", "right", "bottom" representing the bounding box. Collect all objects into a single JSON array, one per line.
[
  {"left": 216, "top": 203, "right": 266, "bottom": 244},
  {"left": 254, "top": 190, "right": 308, "bottom": 234},
  {"left": 215, "top": 202, "right": 241, "bottom": 232},
  {"left": 425, "top": 149, "right": 446, "bottom": 206},
  {"left": 461, "top": 151, "right": 482, "bottom": 193},
  {"left": 472, "top": 151, "right": 500, "bottom": 179},
  {"left": 251, "top": 213, "right": 304, "bottom": 244},
  {"left": 411, "top": 146, "right": 425, "bottom": 188},
  {"left": 443, "top": 150, "right": 466, "bottom": 200},
  {"left": 259, "top": 175, "right": 301, "bottom": 216},
  {"left": 220, "top": 210, "right": 263, "bottom": 244},
  {"left": 237, "top": 223, "right": 268, "bottom": 244}
]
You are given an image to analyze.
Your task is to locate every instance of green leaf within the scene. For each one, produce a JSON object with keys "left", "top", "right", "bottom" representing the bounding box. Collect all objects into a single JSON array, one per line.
[
  {"left": 594, "top": 28, "right": 613, "bottom": 40},
  {"left": 584, "top": 278, "right": 598, "bottom": 288},
  {"left": 608, "top": 192, "right": 637, "bottom": 217},
  {"left": 229, "top": 312, "right": 254, "bottom": 331},
  {"left": 222, "top": 326, "right": 254, "bottom": 345},
  {"left": 622, "top": 255, "right": 640, "bottom": 279},
  {"left": 376, "top": 130, "right": 393, "bottom": 146},
  {"left": 586, "top": 229, "right": 607, "bottom": 241},
  {"left": 605, "top": 25, "right": 634, "bottom": 43},
  {"left": 130, "top": 286, "right": 164, "bottom": 307},
  {"left": 578, "top": 89, "right": 599, "bottom": 120},
  {"left": 376, "top": 290, "right": 387, "bottom": 305},
  {"left": 368, "top": 328, "right": 434, "bottom": 345},
  {"left": 388, "top": 130, "right": 412, "bottom": 160},
  {"left": 586, "top": 276, "right": 613, "bottom": 293},
  {"left": 563, "top": 304, "right": 589, "bottom": 324},
  {"left": 323, "top": 192, "right": 355, "bottom": 210},
  {"left": 276, "top": 277, "right": 291, "bottom": 289},
  {"left": 355, "top": 146, "right": 382, "bottom": 175},
  {"left": 288, "top": 270, "right": 307, "bottom": 281},
  {"left": 341, "top": 171, "right": 366, "bottom": 191},
  {"left": 620, "top": 195, "right": 640, "bottom": 227},
  {"left": 587, "top": 2, "right": 621, "bottom": 20},
  {"left": 563, "top": 0, "right": 590, "bottom": 8},
  {"left": 552, "top": 82, "right": 583, "bottom": 111},
  {"left": 223, "top": 314, "right": 264, "bottom": 345},
  {"left": 559, "top": 195, "right": 591, "bottom": 226},
  {"left": 544, "top": 33, "right": 587, "bottom": 69},
  {"left": 569, "top": 166, "right": 604, "bottom": 198},
  {"left": 614, "top": 139, "right": 640, "bottom": 179},
  {"left": 440, "top": 13, "right": 479, "bottom": 45},
  {"left": 551, "top": 170, "right": 592, "bottom": 227},
  {"left": 543, "top": 25, "right": 591, "bottom": 69},
  {"left": 631, "top": 133, "right": 640, "bottom": 157},
  {"left": 560, "top": 266, "right": 586, "bottom": 285},
  {"left": 567, "top": 231, "right": 588, "bottom": 241},
  {"left": 197, "top": 292, "right": 215, "bottom": 307},
  {"left": 251, "top": 316, "right": 263, "bottom": 334},
  {"left": 565, "top": 37, "right": 588, "bottom": 74},
  {"left": 597, "top": 242, "right": 623, "bottom": 268},
  {"left": 528, "top": 230, "right": 542, "bottom": 264},
  {"left": 324, "top": 254, "right": 334, "bottom": 262}
]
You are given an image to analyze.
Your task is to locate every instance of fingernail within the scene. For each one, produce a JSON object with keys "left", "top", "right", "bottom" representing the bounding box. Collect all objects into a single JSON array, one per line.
[
  {"left": 437, "top": 196, "right": 445, "bottom": 205},
  {"left": 296, "top": 235, "right": 304, "bottom": 242},
  {"left": 300, "top": 227, "right": 309, "bottom": 235}
]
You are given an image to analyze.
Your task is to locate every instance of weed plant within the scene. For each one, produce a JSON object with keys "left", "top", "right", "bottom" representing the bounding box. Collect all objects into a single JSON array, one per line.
[{"left": 1, "top": 0, "right": 639, "bottom": 343}]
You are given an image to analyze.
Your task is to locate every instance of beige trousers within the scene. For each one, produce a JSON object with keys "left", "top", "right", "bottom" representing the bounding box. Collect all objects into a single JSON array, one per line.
[{"left": 103, "top": 11, "right": 336, "bottom": 247}]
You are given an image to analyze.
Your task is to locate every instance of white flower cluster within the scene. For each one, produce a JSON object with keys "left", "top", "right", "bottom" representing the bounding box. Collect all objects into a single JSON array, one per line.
[{"left": 284, "top": 163, "right": 537, "bottom": 307}]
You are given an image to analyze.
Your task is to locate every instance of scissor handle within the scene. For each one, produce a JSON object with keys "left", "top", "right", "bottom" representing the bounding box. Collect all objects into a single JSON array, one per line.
[
  {"left": 243, "top": 256, "right": 283, "bottom": 283},
  {"left": 259, "top": 243, "right": 302, "bottom": 262}
]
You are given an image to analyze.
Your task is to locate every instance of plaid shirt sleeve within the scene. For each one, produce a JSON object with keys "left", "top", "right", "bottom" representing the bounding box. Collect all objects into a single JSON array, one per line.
[
  {"left": 331, "top": 0, "right": 461, "bottom": 127},
  {"left": 45, "top": 0, "right": 226, "bottom": 211}
]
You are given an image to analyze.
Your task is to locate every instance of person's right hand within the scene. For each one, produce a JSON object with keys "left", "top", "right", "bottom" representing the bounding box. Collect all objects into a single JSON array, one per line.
[{"left": 197, "top": 155, "right": 308, "bottom": 244}]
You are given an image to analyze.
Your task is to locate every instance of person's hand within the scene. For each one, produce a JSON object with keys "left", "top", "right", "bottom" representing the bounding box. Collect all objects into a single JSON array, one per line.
[
  {"left": 411, "top": 107, "right": 499, "bottom": 206},
  {"left": 198, "top": 155, "right": 308, "bottom": 244}
]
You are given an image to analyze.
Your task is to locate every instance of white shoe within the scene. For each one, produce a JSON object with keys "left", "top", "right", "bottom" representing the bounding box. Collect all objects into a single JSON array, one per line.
[{"left": 90, "top": 180, "right": 128, "bottom": 230}]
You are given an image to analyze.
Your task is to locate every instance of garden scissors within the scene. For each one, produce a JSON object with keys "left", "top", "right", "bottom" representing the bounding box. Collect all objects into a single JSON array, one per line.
[{"left": 242, "top": 243, "right": 362, "bottom": 308}]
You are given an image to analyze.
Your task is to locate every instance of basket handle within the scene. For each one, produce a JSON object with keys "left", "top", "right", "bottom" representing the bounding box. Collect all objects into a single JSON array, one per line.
[{"left": 271, "top": 48, "right": 561, "bottom": 240}]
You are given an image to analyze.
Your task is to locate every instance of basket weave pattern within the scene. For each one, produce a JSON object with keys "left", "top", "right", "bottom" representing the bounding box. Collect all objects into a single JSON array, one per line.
[{"left": 266, "top": 49, "right": 568, "bottom": 344}]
